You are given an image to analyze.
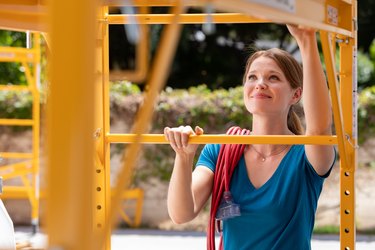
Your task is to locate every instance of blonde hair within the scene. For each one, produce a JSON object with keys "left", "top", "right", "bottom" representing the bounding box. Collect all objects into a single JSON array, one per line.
[{"left": 243, "top": 48, "right": 304, "bottom": 135}]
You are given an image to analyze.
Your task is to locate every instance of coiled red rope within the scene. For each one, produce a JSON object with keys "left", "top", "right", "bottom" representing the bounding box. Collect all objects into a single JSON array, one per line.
[{"left": 207, "top": 126, "right": 251, "bottom": 250}]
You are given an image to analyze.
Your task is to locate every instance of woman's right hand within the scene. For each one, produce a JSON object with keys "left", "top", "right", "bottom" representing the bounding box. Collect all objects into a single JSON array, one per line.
[
  {"left": 164, "top": 126, "right": 204, "bottom": 156},
  {"left": 286, "top": 24, "right": 316, "bottom": 47}
]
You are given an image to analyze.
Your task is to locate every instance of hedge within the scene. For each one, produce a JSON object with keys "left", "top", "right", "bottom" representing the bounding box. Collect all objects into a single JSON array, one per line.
[
  {"left": 1, "top": 81, "right": 375, "bottom": 183},
  {"left": 2, "top": 81, "right": 373, "bottom": 144}
]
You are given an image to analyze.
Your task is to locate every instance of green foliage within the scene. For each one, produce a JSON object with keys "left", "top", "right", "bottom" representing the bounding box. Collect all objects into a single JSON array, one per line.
[
  {"left": 313, "top": 225, "right": 340, "bottom": 234},
  {"left": 154, "top": 84, "right": 250, "bottom": 131},
  {"left": 320, "top": 47, "right": 374, "bottom": 90},
  {"left": 0, "top": 63, "right": 27, "bottom": 85},
  {"left": 370, "top": 39, "right": 375, "bottom": 60},
  {"left": 357, "top": 49, "right": 375, "bottom": 88},
  {"left": 0, "top": 91, "right": 32, "bottom": 119},
  {"left": 108, "top": 82, "right": 375, "bottom": 184},
  {"left": 110, "top": 80, "right": 141, "bottom": 95},
  {"left": 110, "top": 83, "right": 252, "bottom": 184},
  {"left": 139, "top": 145, "right": 176, "bottom": 182},
  {"left": 3, "top": 82, "right": 375, "bottom": 184},
  {"left": 0, "top": 30, "right": 28, "bottom": 85},
  {"left": 0, "top": 30, "right": 34, "bottom": 127},
  {"left": 368, "top": 39, "right": 375, "bottom": 86},
  {"left": 0, "top": 30, "right": 26, "bottom": 47},
  {"left": 358, "top": 86, "right": 375, "bottom": 144}
]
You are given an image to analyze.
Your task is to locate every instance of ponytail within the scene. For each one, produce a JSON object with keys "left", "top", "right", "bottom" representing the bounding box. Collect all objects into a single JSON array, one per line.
[{"left": 287, "top": 105, "right": 304, "bottom": 135}]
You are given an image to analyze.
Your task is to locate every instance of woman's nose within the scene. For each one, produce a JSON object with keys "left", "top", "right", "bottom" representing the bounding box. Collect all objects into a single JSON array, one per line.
[{"left": 255, "top": 79, "right": 267, "bottom": 89}]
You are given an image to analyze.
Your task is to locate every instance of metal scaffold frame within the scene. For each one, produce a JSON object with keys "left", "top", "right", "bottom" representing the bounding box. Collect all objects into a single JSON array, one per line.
[
  {"left": 0, "top": 32, "right": 41, "bottom": 233},
  {"left": 0, "top": 0, "right": 357, "bottom": 250}
]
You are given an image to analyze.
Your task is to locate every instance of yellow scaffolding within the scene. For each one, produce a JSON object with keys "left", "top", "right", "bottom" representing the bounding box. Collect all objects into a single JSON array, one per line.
[
  {"left": 0, "top": 32, "right": 41, "bottom": 233},
  {"left": 0, "top": 0, "right": 357, "bottom": 250}
]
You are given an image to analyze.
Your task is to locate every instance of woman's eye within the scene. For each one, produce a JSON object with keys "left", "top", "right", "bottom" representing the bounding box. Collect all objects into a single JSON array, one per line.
[
  {"left": 270, "top": 75, "right": 279, "bottom": 81},
  {"left": 248, "top": 75, "right": 257, "bottom": 80}
]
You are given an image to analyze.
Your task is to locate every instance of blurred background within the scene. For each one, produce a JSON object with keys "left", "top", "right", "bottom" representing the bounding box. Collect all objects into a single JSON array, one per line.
[{"left": 0, "top": 0, "right": 374, "bottom": 242}]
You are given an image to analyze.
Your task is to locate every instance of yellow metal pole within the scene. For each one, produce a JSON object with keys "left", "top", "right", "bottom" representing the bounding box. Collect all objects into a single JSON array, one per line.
[
  {"left": 94, "top": 5, "right": 111, "bottom": 250},
  {"left": 337, "top": 1, "right": 357, "bottom": 249},
  {"left": 0, "top": 85, "right": 31, "bottom": 91},
  {"left": 99, "top": 2, "right": 185, "bottom": 249},
  {"left": 47, "top": 0, "right": 98, "bottom": 249},
  {"left": 320, "top": 31, "right": 349, "bottom": 169},
  {"left": 21, "top": 61, "right": 34, "bottom": 89},
  {"left": 321, "top": 30, "right": 355, "bottom": 249},
  {"left": 107, "top": 13, "right": 268, "bottom": 24},
  {"left": 0, "top": 152, "right": 33, "bottom": 159},
  {"left": 106, "top": 0, "right": 206, "bottom": 6},
  {"left": 102, "top": 5, "right": 112, "bottom": 249},
  {"left": 31, "top": 32, "right": 41, "bottom": 233},
  {"left": 0, "top": 2, "right": 47, "bottom": 32},
  {"left": 0, "top": 32, "right": 40, "bottom": 232},
  {"left": 338, "top": 36, "right": 357, "bottom": 250},
  {"left": 0, "top": 161, "right": 32, "bottom": 179},
  {"left": 107, "top": 134, "right": 338, "bottom": 145},
  {"left": 212, "top": 0, "right": 353, "bottom": 36},
  {"left": 0, "top": 47, "right": 37, "bottom": 63},
  {"left": 0, "top": 119, "right": 33, "bottom": 126}
]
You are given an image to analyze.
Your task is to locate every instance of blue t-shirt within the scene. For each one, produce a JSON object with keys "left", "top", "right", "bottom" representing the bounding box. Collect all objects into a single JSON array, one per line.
[{"left": 196, "top": 144, "right": 334, "bottom": 250}]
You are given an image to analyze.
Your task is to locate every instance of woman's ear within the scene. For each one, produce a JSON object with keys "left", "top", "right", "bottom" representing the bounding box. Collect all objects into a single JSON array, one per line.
[{"left": 292, "top": 87, "right": 302, "bottom": 104}]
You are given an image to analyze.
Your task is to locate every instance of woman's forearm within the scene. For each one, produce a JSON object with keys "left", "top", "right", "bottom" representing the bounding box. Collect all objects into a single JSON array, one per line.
[
  {"left": 167, "top": 153, "right": 196, "bottom": 224},
  {"left": 299, "top": 34, "right": 332, "bottom": 135}
]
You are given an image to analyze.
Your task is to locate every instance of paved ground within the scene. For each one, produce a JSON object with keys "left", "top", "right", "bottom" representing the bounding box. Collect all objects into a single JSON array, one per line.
[{"left": 14, "top": 228, "right": 375, "bottom": 250}]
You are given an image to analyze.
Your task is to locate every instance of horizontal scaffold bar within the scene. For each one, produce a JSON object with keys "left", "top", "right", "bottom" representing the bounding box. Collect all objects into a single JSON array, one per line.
[
  {"left": 0, "top": 169, "right": 34, "bottom": 180},
  {"left": 0, "top": 161, "right": 33, "bottom": 179},
  {"left": 0, "top": 186, "right": 38, "bottom": 199},
  {"left": 213, "top": 0, "right": 353, "bottom": 37},
  {"left": 0, "top": 0, "right": 353, "bottom": 36},
  {"left": 0, "top": 47, "right": 37, "bottom": 63},
  {"left": 0, "top": 2, "right": 47, "bottom": 32},
  {"left": 0, "top": 119, "right": 33, "bottom": 126},
  {"left": 0, "top": 152, "right": 33, "bottom": 159},
  {"left": 107, "top": 134, "right": 338, "bottom": 145},
  {"left": 0, "top": 85, "right": 31, "bottom": 91},
  {"left": 107, "top": 13, "right": 268, "bottom": 24},
  {"left": 106, "top": 0, "right": 353, "bottom": 36},
  {"left": 105, "top": 0, "right": 208, "bottom": 6},
  {"left": 105, "top": 0, "right": 353, "bottom": 7}
]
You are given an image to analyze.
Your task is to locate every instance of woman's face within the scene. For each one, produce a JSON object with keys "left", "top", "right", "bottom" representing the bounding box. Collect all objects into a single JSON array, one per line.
[{"left": 243, "top": 56, "right": 301, "bottom": 116}]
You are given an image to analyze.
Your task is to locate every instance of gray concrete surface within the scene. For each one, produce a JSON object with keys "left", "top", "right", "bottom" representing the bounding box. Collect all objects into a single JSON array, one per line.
[{"left": 14, "top": 228, "right": 375, "bottom": 250}]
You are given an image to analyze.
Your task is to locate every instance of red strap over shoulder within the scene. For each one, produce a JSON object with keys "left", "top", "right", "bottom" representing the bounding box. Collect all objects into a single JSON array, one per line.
[{"left": 207, "top": 126, "right": 250, "bottom": 250}]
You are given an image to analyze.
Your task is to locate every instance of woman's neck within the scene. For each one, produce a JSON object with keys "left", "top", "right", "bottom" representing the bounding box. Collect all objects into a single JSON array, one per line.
[
  {"left": 251, "top": 115, "right": 292, "bottom": 135},
  {"left": 249, "top": 115, "right": 293, "bottom": 155}
]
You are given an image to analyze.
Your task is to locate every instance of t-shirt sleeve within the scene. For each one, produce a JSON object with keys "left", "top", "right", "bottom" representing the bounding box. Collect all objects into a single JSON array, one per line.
[
  {"left": 195, "top": 144, "right": 221, "bottom": 172},
  {"left": 304, "top": 146, "right": 337, "bottom": 180}
]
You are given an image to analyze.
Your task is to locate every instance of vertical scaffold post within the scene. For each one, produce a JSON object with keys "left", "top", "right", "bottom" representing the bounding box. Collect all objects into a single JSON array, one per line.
[
  {"left": 339, "top": 36, "right": 357, "bottom": 250},
  {"left": 320, "top": 1, "right": 357, "bottom": 248},
  {"left": 338, "top": 12, "right": 358, "bottom": 249},
  {"left": 47, "top": 0, "right": 99, "bottom": 249},
  {"left": 31, "top": 32, "right": 41, "bottom": 234},
  {"left": 97, "top": 2, "right": 185, "bottom": 250},
  {"left": 94, "top": 5, "right": 112, "bottom": 250}
]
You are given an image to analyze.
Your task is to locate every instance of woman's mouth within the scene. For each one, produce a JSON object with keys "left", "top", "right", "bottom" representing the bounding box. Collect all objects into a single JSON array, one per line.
[{"left": 251, "top": 93, "right": 271, "bottom": 99}]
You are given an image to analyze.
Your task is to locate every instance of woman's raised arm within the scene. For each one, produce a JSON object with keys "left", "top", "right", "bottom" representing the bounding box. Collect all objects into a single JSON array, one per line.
[{"left": 287, "top": 25, "right": 335, "bottom": 175}]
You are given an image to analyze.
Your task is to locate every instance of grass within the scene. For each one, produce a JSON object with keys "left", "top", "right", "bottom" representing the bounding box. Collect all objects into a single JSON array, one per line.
[{"left": 313, "top": 225, "right": 340, "bottom": 234}]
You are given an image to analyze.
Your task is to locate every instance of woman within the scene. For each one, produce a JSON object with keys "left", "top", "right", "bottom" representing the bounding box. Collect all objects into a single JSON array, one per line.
[{"left": 164, "top": 25, "right": 335, "bottom": 249}]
